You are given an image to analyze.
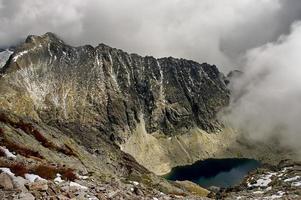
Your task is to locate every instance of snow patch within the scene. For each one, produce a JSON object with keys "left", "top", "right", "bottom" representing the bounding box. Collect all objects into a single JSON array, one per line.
[
  {"left": 248, "top": 172, "right": 276, "bottom": 188},
  {"left": 284, "top": 176, "right": 300, "bottom": 182},
  {"left": 77, "top": 174, "right": 89, "bottom": 180},
  {"left": 54, "top": 174, "right": 64, "bottom": 184},
  {"left": 0, "top": 146, "right": 16, "bottom": 158},
  {"left": 24, "top": 173, "right": 46, "bottom": 183},
  {"left": 70, "top": 181, "right": 88, "bottom": 190},
  {"left": 129, "top": 180, "right": 139, "bottom": 186},
  {"left": 0, "top": 167, "right": 15, "bottom": 177},
  {"left": 253, "top": 190, "right": 264, "bottom": 194},
  {"left": 264, "top": 191, "right": 285, "bottom": 199},
  {"left": 0, "top": 49, "right": 13, "bottom": 68},
  {"left": 13, "top": 50, "right": 29, "bottom": 62},
  {"left": 292, "top": 181, "right": 301, "bottom": 187}
]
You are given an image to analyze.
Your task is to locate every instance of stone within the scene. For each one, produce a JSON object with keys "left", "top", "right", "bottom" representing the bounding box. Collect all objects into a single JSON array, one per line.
[
  {"left": 208, "top": 186, "right": 220, "bottom": 193},
  {"left": 0, "top": 172, "right": 14, "bottom": 190},
  {"left": 57, "top": 194, "right": 70, "bottom": 200},
  {"left": 97, "top": 193, "right": 107, "bottom": 200},
  {"left": 133, "top": 187, "right": 143, "bottom": 196},
  {"left": 25, "top": 181, "right": 48, "bottom": 191},
  {"left": 107, "top": 190, "right": 119, "bottom": 198},
  {"left": 13, "top": 176, "right": 29, "bottom": 192},
  {"left": 17, "top": 192, "right": 35, "bottom": 200}
]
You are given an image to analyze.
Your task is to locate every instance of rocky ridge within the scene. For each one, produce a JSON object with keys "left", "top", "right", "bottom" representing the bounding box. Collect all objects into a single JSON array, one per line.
[{"left": 215, "top": 160, "right": 301, "bottom": 199}]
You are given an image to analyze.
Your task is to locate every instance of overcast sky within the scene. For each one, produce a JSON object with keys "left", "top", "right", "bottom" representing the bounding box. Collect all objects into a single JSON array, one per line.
[
  {"left": 1, "top": 0, "right": 301, "bottom": 154},
  {"left": 1, "top": 0, "right": 301, "bottom": 71}
]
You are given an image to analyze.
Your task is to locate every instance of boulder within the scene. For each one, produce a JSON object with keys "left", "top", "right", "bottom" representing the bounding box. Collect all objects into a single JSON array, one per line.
[
  {"left": 17, "top": 192, "right": 35, "bottom": 200},
  {"left": 25, "top": 180, "right": 48, "bottom": 191},
  {"left": 0, "top": 172, "right": 14, "bottom": 190},
  {"left": 13, "top": 176, "right": 29, "bottom": 192}
]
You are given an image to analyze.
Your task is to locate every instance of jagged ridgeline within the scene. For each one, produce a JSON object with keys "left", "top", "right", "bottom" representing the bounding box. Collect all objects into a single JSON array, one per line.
[{"left": 0, "top": 32, "right": 229, "bottom": 141}]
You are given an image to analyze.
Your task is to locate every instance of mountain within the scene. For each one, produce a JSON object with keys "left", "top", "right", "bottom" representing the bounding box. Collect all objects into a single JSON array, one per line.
[
  {"left": 0, "top": 33, "right": 294, "bottom": 199},
  {"left": 1, "top": 32, "right": 230, "bottom": 136}
]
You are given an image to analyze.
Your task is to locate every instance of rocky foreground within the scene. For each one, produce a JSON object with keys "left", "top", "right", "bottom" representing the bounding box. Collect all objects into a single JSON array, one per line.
[
  {"left": 214, "top": 160, "right": 301, "bottom": 199},
  {"left": 1, "top": 145, "right": 301, "bottom": 200}
]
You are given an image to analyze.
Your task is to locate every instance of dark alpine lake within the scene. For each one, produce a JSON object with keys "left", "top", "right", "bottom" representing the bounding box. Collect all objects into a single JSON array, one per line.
[{"left": 163, "top": 158, "right": 260, "bottom": 188}]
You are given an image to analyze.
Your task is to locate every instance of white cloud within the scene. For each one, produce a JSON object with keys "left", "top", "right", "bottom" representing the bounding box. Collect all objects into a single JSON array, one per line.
[
  {"left": 224, "top": 22, "right": 301, "bottom": 154},
  {"left": 1, "top": 0, "right": 300, "bottom": 71}
]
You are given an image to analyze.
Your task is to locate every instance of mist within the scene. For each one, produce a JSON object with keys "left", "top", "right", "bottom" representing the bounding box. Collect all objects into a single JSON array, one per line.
[
  {"left": 223, "top": 22, "right": 301, "bottom": 155},
  {"left": 1, "top": 0, "right": 301, "bottom": 71}
]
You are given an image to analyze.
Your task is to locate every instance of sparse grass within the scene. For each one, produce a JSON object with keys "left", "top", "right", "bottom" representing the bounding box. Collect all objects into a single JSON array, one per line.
[
  {"left": 0, "top": 139, "right": 44, "bottom": 159},
  {"left": 0, "top": 112, "right": 77, "bottom": 158},
  {"left": 0, "top": 112, "right": 55, "bottom": 148},
  {"left": 10, "top": 163, "right": 28, "bottom": 177},
  {"left": 0, "top": 160, "right": 77, "bottom": 181},
  {"left": 58, "top": 144, "right": 77, "bottom": 157},
  {"left": 31, "top": 164, "right": 77, "bottom": 181},
  {"left": 0, "top": 127, "right": 44, "bottom": 159},
  {"left": 32, "top": 165, "right": 58, "bottom": 179},
  {"left": 17, "top": 122, "right": 55, "bottom": 149},
  {"left": 61, "top": 168, "right": 77, "bottom": 181}
]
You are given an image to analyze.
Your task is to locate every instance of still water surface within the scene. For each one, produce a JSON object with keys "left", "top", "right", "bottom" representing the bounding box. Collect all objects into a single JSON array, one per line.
[{"left": 163, "top": 158, "right": 260, "bottom": 188}]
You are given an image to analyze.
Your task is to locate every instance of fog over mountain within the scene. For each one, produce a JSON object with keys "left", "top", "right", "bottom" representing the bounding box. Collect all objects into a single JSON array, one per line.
[
  {"left": 1, "top": 0, "right": 301, "bottom": 155},
  {"left": 1, "top": 0, "right": 301, "bottom": 71},
  {"left": 223, "top": 22, "right": 301, "bottom": 156}
]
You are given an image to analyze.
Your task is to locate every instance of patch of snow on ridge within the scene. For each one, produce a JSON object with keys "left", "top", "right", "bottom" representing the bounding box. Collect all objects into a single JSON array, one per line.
[
  {"left": 12, "top": 44, "right": 42, "bottom": 62},
  {"left": 248, "top": 172, "right": 276, "bottom": 188},
  {"left": 0, "top": 146, "right": 16, "bottom": 158},
  {"left": 77, "top": 174, "right": 89, "bottom": 180},
  {"left": 12, "top": 50, "right": 29, "bottom": 62},
  {"left": 264, "top": 191, "right": 285, "bottom": 199},
  {"left": 0, "top": 168, "right": 15, "bottom": 177},
  {"left": 25, "top": 173, "right": 46, "bottom": 182},
  {"left": 70, "top": 181, "right": 88, "bottom": 190},
  {"left": 284, "top": 176, "right": 300, "bottom": 182},
  {"left": 54, "top": 174, "right": 64, "bottom": 184},
  {"left": 292, "top": 181, "right": 301, "bottom": 187},
  {"left": 0, "top": 49, "right": 13, "bottom": 68}
]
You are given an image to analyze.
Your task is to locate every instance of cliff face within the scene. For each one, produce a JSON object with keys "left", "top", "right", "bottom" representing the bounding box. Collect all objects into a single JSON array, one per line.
[{"left": 0, "top": 33, "right": 229, "bottom": 143}]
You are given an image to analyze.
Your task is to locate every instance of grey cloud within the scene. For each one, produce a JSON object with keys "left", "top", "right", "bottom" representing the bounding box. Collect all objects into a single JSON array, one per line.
[
  {"left": 223, "top": 22, "right": 301, "bottom": 156},
  {"left": 1, "top": 0, "right": 301, "bottom": 71}
]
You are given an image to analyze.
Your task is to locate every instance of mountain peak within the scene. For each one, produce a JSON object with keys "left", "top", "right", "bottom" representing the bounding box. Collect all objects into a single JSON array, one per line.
[{"left": 25, "top": 32, "right": 63, "bottom": 45}]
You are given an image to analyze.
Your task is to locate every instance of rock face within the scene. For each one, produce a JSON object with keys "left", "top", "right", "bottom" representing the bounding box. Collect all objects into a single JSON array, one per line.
[
  {"left": 0, "top": 173, "right": 14, "bottom": 190},
  {"left": 0, "top": 32, "right": 229, "bottom": 141},
  {"left": 0, "top": 32, "right": 234, "bottom": 174}
]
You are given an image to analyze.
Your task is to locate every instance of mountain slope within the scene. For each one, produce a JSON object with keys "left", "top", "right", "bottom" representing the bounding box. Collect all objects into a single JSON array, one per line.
[{"left": 1, "top": 32, "right": 229, "bottom": 138}]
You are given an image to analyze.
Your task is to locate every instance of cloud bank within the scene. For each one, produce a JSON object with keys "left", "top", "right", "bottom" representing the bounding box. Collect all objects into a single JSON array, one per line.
[
  {"left": 1, "top": 0, "right": 301, "bottom": 71},
  {"left": 224, "top": 22, "right": 301, "bottom": 155}
]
